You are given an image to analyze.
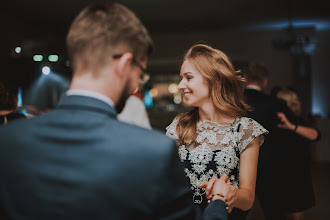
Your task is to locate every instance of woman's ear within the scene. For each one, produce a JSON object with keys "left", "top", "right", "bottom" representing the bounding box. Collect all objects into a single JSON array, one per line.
[{"left": 114, "top": 52, "right": 134, "bottom": 78}]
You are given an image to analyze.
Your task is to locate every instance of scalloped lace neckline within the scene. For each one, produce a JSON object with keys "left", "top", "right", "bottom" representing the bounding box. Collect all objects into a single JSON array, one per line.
[{"left": 197, "top": 117, "right": 239, "bottom": 128}]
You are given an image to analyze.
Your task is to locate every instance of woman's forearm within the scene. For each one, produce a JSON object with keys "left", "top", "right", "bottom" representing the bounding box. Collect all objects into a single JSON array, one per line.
[
  {"left": 277, "top": 112, "right": 319, "bottom": 141},
  {"left": 234, "top": 188, "right": 255, "bottom": 211},
  {"left": 295, "top": 125, "right": 319, "bottom": 141}
]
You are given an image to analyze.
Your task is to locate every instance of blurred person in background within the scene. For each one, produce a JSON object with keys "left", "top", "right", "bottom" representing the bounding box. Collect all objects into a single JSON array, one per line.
[
  {"left": 118, "top": 84, "right": 152, "bottom": 129},
  {"left": 0, "top": 57, "right": 43, "bottom": 118},
  {"left": 244, "top": 62, "right": 294, "bottom": 220},
  {"left": 0, "top": 80, "right": 26, "bottom": 125},
  {"left": 276, "top": 88, "right": 321, "bottom": 220},
  {"left": 270, "top": 85, "right": 281, "bottom": 99}
]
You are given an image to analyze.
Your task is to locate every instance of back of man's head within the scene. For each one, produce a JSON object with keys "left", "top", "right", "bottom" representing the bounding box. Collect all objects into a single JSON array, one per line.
[
  {"left": 66, "top": 2, "right": 153, "bottom": 74},
  {"left": 245, "top": 62, "right": 269, "bottom": 85}
]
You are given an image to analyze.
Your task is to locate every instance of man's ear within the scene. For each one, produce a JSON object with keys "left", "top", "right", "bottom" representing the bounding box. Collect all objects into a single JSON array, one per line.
[
  {"left": 262, "top": 78, "right": 268, "bottom": 89},
  {"left": 114, "top": 52, "right": 134, "bottom": 78}
]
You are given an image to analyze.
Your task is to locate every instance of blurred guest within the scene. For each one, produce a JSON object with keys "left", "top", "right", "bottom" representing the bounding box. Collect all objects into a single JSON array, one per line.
[
  {"left": 22, "top": 73, "right": 70, "bottom": 112},
  {"left": 0, "top": 80, "right": 26, "bottom": 125},
  {"left": 276, "top": 89, "right": 320, "bottom": 220},
  {"left": 270, "top": 85, "right": 281, "bottom": 99},
  {"left": 244, "top": 62, "right": 293, "bottom": 220},
  {"left": 166, "top": 44, "right": 268, "bottom": 220},
  {"left": 118, "top": 88, "right": 151, "bottom": 129},
  {"left": 0, "top": 2, "right": 231, "bottom": 220}
]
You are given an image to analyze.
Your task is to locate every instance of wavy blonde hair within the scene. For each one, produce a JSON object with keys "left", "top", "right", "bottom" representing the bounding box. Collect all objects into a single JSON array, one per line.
[
  {"left": 176, "top": 44, "right": 248, "bottom": 144},
  {"left": 277, "top": 89, "right": 301, "bottom": 116}
]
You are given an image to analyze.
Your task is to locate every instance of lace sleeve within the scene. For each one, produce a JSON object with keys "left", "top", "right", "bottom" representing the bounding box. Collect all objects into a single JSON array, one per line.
[
  {"left": 165, "top": 117, "right": 179, "bottom": 141},
  {"left": 238, "top": 118, "right": 268, "bottom": 154}
]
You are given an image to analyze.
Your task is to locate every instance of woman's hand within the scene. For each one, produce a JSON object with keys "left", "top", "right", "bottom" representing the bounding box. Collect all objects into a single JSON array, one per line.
[
  {"left": 277, "top": 112, "right": 295, "bottom": 130},
  {"left": 223, "top": 181, "right": 238, "bottom": 213},
  {"left": 199, "top": 175, "right": 238, "bottom": 213},
  {"left": 277, "top": 112, "right": 319, "bottom": 141}
]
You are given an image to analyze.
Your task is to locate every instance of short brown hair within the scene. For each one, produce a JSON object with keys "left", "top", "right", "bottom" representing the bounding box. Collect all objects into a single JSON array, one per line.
[
  {"left": 66, "top": 2, "right": 153, "bottom": 73},
  {"left": 245, "top": 62, "right": 269, "bottom": 84}
]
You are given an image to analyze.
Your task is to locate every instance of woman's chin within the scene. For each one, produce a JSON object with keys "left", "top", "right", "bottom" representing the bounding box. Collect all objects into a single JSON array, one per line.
[{"left": 184, "top": 101, "right": 196, "bottom": 107}]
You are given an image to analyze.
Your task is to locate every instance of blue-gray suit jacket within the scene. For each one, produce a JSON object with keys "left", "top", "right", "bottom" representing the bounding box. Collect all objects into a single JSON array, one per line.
[{"left": 0, "top": 95, "right": 227, "bottom": 220}]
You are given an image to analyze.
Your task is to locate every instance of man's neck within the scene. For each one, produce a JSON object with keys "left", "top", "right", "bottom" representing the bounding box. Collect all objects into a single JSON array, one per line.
[
  {"left": 66, "top": 89, "right": 115, "bottom": 108},
  {"left": 69, "top": 71, "right": 120, "bottom": 104}
]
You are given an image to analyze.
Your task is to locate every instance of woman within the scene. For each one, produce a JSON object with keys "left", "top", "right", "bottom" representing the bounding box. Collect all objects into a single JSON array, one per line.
[
  {"left": 166, "top": 44, "right": 268, "bottom": 219},
  {"left": 276, "top": 89, "right": 320, "bottom": 220}
]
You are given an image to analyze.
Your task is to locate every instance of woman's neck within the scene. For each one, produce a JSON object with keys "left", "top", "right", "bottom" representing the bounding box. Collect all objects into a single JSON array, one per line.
[{"left": 198, "top": 104, "right": 236, "bottom": 126}]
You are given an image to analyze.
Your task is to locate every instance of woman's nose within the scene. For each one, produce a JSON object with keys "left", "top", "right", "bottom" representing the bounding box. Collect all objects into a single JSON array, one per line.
[{"left": 178, "top": 80, "right": 185, "bottom": 90}]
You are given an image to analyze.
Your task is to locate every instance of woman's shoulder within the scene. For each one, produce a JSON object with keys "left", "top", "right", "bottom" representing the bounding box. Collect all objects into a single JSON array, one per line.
[
  {"left": 165, "top": 116, "right": 180, "bottom": 140},
  {"left": 239, "top": 117, "right": 266, "bottom": 128},
  {"left": 236, "top": 117, "right": 269, "bottom": 153},
  {"left": 237, "top": 117, "right": 269, "bottom": 136}
]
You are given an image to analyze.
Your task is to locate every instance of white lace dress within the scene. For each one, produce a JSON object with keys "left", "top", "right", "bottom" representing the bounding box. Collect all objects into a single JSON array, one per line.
[{"left": 166, "top": 117, "right": 268, "bottom": 208}]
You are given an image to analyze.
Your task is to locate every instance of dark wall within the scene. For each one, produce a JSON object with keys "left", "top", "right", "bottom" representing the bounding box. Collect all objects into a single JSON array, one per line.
[{"left": 149, "top": 28, "right": 330, "bottom": 118}]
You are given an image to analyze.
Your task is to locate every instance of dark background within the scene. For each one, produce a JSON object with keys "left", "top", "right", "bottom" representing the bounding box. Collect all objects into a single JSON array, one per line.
[{"left": 1, "top": 0, "right": 329, "bottom": 118}]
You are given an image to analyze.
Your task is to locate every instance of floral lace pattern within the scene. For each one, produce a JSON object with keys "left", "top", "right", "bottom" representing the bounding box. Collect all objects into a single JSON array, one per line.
[{"left": 166, "top": 117, "right": 268, "bottom": 204}]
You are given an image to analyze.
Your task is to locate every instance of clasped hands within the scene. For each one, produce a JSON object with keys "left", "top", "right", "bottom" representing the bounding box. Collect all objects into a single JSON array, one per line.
[{"left": 199, "top": 174, "right": 237, "bottom": 213}]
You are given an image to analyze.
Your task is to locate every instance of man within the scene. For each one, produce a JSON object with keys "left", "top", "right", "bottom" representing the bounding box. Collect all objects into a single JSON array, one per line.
[
  {"left": 0, "top": 3, "right": 233, "bottom": 220},
  {"left": 244, "top": 62, "right": 293, "bottom": 220}
]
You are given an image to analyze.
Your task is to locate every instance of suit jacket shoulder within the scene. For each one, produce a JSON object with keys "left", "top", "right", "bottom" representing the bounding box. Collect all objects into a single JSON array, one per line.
[{"left": 0, "top": 95, "right": 228, "bottom": 220}]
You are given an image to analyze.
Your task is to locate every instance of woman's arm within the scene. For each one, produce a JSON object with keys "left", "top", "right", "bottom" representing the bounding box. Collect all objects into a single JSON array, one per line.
[
  {"left": 233, "top": 137, "right": 260, "bottom": 211},
  {"left": 277, "top": 112, "right": 319, "bottom": 141}
]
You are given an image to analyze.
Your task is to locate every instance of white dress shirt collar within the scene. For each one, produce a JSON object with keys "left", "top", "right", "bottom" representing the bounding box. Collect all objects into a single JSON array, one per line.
[
  {"left": 246, "top": 85, "right": 262, "bottom": 91},
  {"left": 66, "top": 90, "right": 115, "bottom": 108}
]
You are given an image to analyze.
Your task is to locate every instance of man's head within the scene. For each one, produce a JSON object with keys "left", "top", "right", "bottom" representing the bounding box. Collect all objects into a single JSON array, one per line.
[
  {"left": 245, "top": 62, "right": 269, "bottom": 89},
  {"left": 66, "top": 2, "right": 153, "bottom": 74},
  {"left": 66, "top": 2, "right": 153, "bottom": 113}
]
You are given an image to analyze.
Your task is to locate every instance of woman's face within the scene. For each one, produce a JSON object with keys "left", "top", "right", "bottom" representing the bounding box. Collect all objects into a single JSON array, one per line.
[{"left": 178, "top": 60, "right": 210, "bottom": 107}]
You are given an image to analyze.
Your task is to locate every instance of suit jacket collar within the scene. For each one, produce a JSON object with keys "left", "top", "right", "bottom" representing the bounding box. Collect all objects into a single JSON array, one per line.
[
  {"left": 56, "top": 95, "right": 117, "bottom": 118},
  {"left": 245, "top": 88, "right": 263, "bottom": 94},
  {"left": 66, "top": 90, "right": 115, "bottom": 109}
]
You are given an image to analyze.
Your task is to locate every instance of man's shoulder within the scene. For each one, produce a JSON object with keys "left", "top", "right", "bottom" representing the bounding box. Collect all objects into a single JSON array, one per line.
[
  {"left": 114, "top": 118, "right": 177, "bottom": 149},
  {"left": 244, "top": 88, "right": 264, "bottom": 95},
  {"left": 245, "top": 88, "right": 285, "bottom": 105},
  {"left": 0, "top": 114, "right": 31, "bottom": 132},
  {"left": 118, "top": 122, "right": 173, "bottom": 144},
  {"left": 272, "top": 96, "right": 288, "bottom": 106},
  {"left": 108, "top": 122, "right": 177, "bottom": 162},
  {"left": 244, "top": 89, "right": 270, "bottom": 105}
]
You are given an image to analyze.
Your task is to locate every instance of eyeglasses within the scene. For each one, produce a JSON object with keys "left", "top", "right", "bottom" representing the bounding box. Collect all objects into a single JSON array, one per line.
[{"left": 113, "top": 54, "right": 150, "bottom": 86}]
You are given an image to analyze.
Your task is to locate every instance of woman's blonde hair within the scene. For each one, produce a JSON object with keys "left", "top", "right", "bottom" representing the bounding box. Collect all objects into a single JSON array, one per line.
[
  {"left": 176, "top": 44, "right": 248, "bottom": 144},
  {"left": 277, "top": 89, "right": 301, "bottom": 116}
]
